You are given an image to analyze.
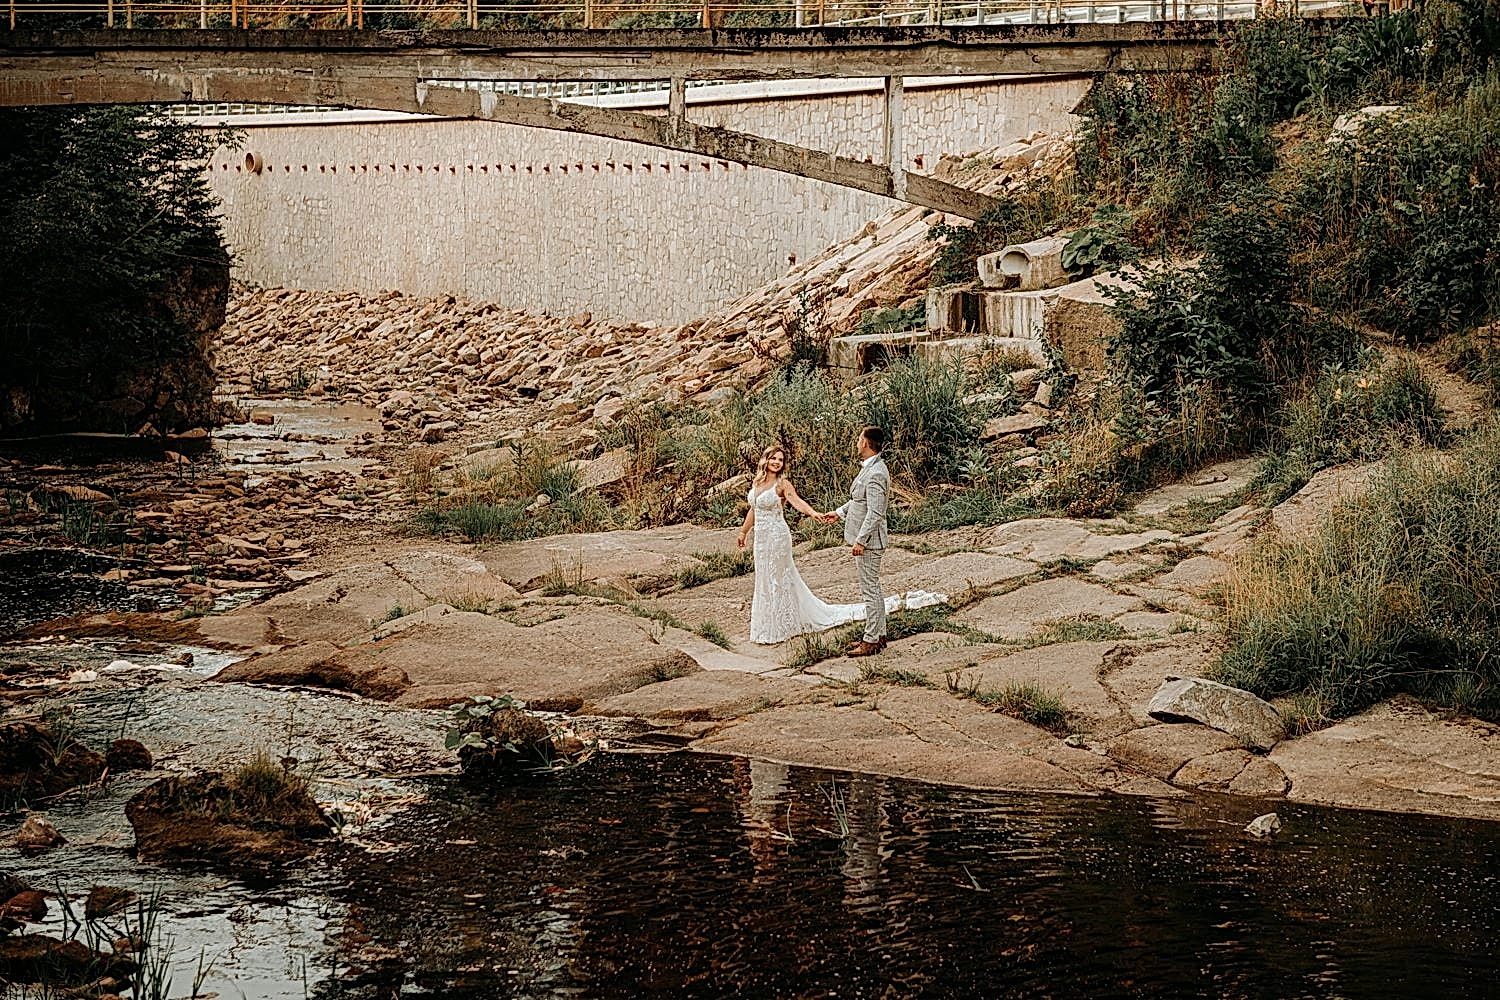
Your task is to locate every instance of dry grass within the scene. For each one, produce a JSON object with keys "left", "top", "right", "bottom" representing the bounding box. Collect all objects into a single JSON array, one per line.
[{"left": 1216, "top": 422, "right": 1500, "bottom": 721}]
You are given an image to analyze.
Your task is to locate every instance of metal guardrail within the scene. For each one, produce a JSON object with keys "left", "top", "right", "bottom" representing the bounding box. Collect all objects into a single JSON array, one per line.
[{"left": 3, "top": 0, "right": 1357, "bottom": 30}]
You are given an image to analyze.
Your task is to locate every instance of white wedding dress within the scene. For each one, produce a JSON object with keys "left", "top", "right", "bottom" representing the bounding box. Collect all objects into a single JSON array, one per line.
[{"left": 747, "top": 484, "right": 946, "bottom": 645}]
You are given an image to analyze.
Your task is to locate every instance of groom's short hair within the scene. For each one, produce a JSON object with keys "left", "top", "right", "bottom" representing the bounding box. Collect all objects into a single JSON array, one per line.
[{"left": 861, "top": 426, "right": 885, "bottom": 452}]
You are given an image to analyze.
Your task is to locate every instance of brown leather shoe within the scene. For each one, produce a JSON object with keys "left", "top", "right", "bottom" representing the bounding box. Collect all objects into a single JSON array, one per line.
[
  {"left": 877, "top": 637, "right": 889, "bottom": 650},
  {"left": 846, "top": 640, "right": 882, "bottom": 658}
]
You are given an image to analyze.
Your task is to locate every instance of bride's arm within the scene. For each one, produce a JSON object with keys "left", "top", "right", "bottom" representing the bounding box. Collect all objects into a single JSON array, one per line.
[
  {"left": 779, "top": 481, "right": 824, "bottom": 519},
  {"left": 736, "top": 505, "right": 755, "bottom": 550}
]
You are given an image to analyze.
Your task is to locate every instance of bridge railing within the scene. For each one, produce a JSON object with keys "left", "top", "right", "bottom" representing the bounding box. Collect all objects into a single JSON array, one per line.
[{"left": 2, "top": 0, "right": 1359, "bottom": 30}]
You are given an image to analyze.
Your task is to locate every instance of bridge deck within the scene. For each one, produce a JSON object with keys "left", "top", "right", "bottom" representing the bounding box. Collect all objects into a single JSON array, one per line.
[{"left": 0, "top": 21, "right": 1344, "bottom": 80}]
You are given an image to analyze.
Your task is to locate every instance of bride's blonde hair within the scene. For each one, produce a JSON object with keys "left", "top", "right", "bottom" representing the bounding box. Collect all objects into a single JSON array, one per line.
[{"left": 754, "top": 444, "right": 788, "bottom": 482}]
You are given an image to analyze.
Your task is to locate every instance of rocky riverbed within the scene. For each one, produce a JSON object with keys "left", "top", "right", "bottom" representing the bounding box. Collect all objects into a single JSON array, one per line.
[{"left": 6, "top": 445, "right": 1498, "bottom": 824}]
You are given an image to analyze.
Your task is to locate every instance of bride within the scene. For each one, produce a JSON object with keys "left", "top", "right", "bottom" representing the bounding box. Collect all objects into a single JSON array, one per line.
[{"left": 735, "top": 445, "right": 943, "bottom": 646}]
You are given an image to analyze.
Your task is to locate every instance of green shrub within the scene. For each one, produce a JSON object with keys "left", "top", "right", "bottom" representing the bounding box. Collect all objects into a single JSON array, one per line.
[
  {"left": 1296, "top": 77, "right": 1500, "bottom": 343},
  {"left": 862, "top": 356, "right": 985, "bottom": 486},
  {"left": 676, "top": 549, "right": 754, "bottom": 589},
  {"left": 1254, "top": 355, "right": 1447, "bottom": 504},
  {"left": 1062, "top": 205, "right": 1139, "bottom": 278},
  {"left": 1108, "top": 183, "right": 1296, "bottom": 408},
  {"left": 1217, "top": 422, "right": 1500, "bottom": 721},
  {"left": 927, "top": 183, "right": 1072, "bottom": 285},
  {"left": 856, "top": 302, "right": 926, "bottom": 338}
]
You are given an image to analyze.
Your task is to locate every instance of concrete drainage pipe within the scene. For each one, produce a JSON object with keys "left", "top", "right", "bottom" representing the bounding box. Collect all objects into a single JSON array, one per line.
[
  {"left": 984, "top": 235, "right": 1069, "bottom": 291},
  {"left": 244, "top": 151, "right": 265, "bottom": 175}
]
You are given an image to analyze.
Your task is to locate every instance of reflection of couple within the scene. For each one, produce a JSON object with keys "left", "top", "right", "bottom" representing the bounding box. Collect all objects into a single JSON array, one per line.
[{"left": 735, "top": 426, "right": 942, "bottom": 654}]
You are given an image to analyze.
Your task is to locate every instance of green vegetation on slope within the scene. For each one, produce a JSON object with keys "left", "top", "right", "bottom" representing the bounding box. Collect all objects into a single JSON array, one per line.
[{"left": 1217, "top": 422, "right": 1500, "bottom": 726}]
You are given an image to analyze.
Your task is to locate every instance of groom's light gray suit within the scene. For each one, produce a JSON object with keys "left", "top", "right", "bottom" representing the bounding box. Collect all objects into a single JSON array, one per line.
[{"left": 836, "top": 454, "right": 890, "bottom": 644}]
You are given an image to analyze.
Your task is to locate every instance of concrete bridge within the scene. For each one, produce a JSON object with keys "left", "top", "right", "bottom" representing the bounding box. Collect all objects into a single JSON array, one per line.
[{"left": 0, "top": 21, "right": 1343, "bottom": 217}]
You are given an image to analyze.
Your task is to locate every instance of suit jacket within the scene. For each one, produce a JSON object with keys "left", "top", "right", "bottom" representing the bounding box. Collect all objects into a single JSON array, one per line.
[{"left": 837, "top": 456, "right": 890, "bottom": 551}]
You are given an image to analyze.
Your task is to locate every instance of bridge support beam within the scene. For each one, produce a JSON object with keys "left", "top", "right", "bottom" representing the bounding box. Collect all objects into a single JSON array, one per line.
[
  {"left": 882, "top": 76, "right": 905, "bottom": 204},
  {"left": 668, "top": 76, "right": 687, "bottom": 134},
  {"left": 448, "top": 86, "right": 997, "bottom": 218}
]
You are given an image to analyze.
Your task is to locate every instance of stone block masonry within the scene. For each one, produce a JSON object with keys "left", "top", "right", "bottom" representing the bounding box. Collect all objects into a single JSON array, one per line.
[{"left": 206, "top": 76, "right": 1087, "bottom": 325}]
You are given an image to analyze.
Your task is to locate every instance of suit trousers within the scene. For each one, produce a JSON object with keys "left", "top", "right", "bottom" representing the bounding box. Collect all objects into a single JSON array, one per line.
[{"left": 856, "top": 549, "right": 885, "bottom": 643}]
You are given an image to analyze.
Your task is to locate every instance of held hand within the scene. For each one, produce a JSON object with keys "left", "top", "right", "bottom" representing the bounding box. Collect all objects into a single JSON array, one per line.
[
  {"left": 851, "top": 543, "right": 865, "bottom": 557},
  {"left": 736, "top": 533, "right": 747, "bottom": 550}
]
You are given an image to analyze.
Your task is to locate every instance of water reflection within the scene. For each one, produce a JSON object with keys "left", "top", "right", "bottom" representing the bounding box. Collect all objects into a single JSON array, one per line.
[
  {"left": 317, "top": 752, "right": 1500, "bottom": 999},
  {"left": 7, "top": 750, "right": 1500, "bottom": 999}
]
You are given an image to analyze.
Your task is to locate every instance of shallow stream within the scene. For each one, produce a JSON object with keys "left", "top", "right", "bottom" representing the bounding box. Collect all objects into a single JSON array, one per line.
[{"left": 5, "top": 745, "right": 1500, "bottom": 998}]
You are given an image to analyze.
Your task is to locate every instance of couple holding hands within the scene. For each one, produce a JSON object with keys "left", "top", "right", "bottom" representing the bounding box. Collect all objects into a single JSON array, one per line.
[{"left": 735, "top": 426, "right": 942, "bottom": 655}]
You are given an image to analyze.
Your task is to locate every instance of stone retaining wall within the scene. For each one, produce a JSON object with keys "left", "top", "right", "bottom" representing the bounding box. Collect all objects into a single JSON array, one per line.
[{"left": 206, "top": 76, "right": 1087, "bottom": 324}]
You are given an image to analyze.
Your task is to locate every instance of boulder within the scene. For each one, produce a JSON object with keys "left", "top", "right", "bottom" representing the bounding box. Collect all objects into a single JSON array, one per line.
[
  {"left": 1244, "top": 812, "right": 1282, "bottom": 838},
  {"left": 13, "top": 815, "right": 64, "bottom": 851},
  {"left": 1147, "top": 677, "right": 1284, "bottom": 752},
  {"left": 980, "top": 413, "right": 1048, "bottom": 441},
  {"left": 213, "top": 641, "right": 411, "bottom": 701},
  {"left": 106, "top": 739, "right": 154, "bottom": 772},
  {"left": 0, "top": 721, "right": 105, "bottom": 803},
  {"left": 0, "top": 934, "right": 135, "bottom": 986},
  {"left": 126, "top": 768, "right": 332, "bottom": 861}
]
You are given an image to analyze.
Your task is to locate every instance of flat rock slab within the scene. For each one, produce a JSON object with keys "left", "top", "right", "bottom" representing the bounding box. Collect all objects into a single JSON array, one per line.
[
  {"left": 1147, "top": 677, "right": 1284, "bottom": 752},
  {"left": 1169, "top": 757, "right": 1287, "bottom": 799},
  {"left": 912, "top": 640, "right": 1126, "bottom": 729},
  {"left": 587, "top": 670, "right": 815, "bottom": 722},
  {"left": 660, "top": 627, "right": 783, "bottom": 675},
  {"left": 1268, "top": 462, "right": 1382, "bottom": 541},
  {"left": 477, "top": 525, "right": 736, "bottom": 591},
  {"left": 1105, "top": 723, "right": 1241, "bottom": 780},
  {"left": 387, "top": 551, "right": 521, "bottom": 604},
  {"left": 243, "top": 562, "right": 434, "bottom": 644},
  {"left": 1112, "top": 610, "right": 1194, "bottom": 638},
  {"left": 982, "top": 518, "right": 1177, "bottom": 563},
  {"left": 220, "top": 546, "right": 519, "bottom": 645},
  {"left": 1270, "top": 699, "right": 1500, "bottom": 821},
  {"left": 1132, "top": 458, "right": 1257, "bottom": 516},
  {"left": 698, "top": 699, "right": 1090, "bottom": 794},
  {"left": 956, "top": 577, "right": 1143, "bottom": 640},
  {"left": 700, "top": 686, "right": 1178, "bottom": 796},
  {"left": 1098, "top": 637, "right": 1221, "bottom": 726},
  {"left": 1150, "top": 556, "right": 1232, "bottom": 595},
  {"left": 883, "top": 551, "right": 1036, "bottom": 596},
  {"left": 225, "top": 607, "right": 700, "bottom": 710}
]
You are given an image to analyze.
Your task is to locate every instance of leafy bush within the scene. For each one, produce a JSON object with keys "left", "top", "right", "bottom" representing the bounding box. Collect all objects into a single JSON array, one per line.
[
  {"left": 1217, "top": 422, "right": 1500, "bottom": 721},
  {"left": 1107, "top": 183, "right": 1295, "bottom": 408},
  {"left": 1062, "top": 205, "right": 1138, "bottom": 278},
  {"left": 928, "top": 183, "right": 1071, "bottom": 285},
  {"left": 1296, "top": 84, "right": 1500, "bottom": 343},
  {"left": 856, "top": 302, "right": 926, "bottom": 337}
]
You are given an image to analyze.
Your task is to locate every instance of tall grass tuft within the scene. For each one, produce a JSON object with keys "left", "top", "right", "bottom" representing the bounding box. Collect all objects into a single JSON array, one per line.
[
  {"left": 1217, "top": 422, "right": 1500, "bottom": 721},
  {"left": 1254, "top": 354, "right": 1448, "bottom": 504}
]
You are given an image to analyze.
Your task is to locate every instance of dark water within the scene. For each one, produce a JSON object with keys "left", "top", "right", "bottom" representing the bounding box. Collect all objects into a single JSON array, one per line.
[
  {"left": 0, "top": 548, "right": 140, "bottom": 636},
  {"left": 313, "top": 753, "right": 1500, "bottom": 1000},
  {"left": 8, "top": 750, "right": 1500, "bottom": 999}
]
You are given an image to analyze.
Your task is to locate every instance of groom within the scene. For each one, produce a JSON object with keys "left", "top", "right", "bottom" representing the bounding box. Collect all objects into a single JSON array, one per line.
[{"left": 823, "top": 426, "right": 889, "bottom": 658}]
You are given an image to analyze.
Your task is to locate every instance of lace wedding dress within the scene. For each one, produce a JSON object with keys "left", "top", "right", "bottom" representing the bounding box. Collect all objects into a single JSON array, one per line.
[{"left": 747, "top": 484, "right": 945, "bottom": 645}]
